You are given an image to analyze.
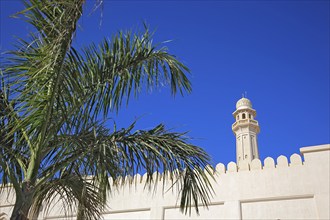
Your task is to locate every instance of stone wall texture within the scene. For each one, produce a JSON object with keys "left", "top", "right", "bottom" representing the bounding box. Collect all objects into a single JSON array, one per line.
[{"left": 1, "top": 144, "right": 329, "bottom": 219}]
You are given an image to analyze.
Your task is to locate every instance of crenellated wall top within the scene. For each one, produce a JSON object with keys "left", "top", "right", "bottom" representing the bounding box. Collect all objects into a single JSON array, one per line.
[
  {"left": 214, "top": 153, "right": 304, "bottom": 174},
  {"left": 111, "top": 145, "right": 330, "bottom": 184}
]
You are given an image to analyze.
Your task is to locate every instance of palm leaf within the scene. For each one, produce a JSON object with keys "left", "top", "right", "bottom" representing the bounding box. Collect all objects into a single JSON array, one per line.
[
  {"left": 31, "top": 175, "right": 104, "bottom": 220},
  {"left": 35, "top": 122, "right": 213, "bottom": 214}
]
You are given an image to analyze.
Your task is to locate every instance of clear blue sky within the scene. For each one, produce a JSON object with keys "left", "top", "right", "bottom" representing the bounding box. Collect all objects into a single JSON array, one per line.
[{"left": 1, "top": 0, "right": 329, "bottom": 166}]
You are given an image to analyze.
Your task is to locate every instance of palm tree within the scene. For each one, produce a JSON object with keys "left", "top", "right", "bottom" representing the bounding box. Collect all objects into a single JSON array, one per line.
[{"left": 0, "top": 1, "right": 213, "bottom": 219}]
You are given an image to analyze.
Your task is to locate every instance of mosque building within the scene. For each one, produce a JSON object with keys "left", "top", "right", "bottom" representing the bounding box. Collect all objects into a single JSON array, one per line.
[{"left": 1, "top": 98, "right": 329, "bottom": 219}]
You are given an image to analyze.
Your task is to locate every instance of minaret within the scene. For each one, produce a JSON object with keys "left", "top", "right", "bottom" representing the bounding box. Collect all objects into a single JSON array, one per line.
[{"left": 232, "top": 97, "right": 260, "bottom": 165}]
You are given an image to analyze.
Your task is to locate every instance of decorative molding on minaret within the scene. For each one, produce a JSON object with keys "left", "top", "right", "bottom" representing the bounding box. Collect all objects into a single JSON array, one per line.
[{"left": 232, "top": 97, "right": 260, "bottom": 166}]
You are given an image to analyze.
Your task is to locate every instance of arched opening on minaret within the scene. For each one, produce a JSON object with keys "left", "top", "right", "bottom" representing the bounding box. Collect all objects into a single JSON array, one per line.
[{"left": 242, "top": 113, "right": 246, "bottom": 119}]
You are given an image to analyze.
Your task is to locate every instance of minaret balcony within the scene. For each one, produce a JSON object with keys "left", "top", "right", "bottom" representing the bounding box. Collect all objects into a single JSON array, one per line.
[{"left": 232, "top": 119, "right": 259, "bottom": 130}]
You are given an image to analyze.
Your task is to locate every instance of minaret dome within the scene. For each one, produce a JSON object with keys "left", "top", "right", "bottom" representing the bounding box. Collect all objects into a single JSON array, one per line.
[{"left": 236, "top": 97, "right": 252, "bottom": 110}]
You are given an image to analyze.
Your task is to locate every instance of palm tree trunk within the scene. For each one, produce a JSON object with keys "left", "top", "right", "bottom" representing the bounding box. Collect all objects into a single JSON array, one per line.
[{"left": 10, "top": 182, "right": 35, "bottom": 220}]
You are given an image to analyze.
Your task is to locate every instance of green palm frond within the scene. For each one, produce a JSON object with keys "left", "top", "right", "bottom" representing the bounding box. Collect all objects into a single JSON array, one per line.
[
  {"left": 31, "top": 175, "right": 104, "bottom": 220},
  {"left": 62, "top": 27, "right": 191, "bottom": 118},
  {"left": 35, "top": 122, "right": 213, "bottom": 214},
  {"left": 0, "top": 74, "right": 26, "bottom": 192}
]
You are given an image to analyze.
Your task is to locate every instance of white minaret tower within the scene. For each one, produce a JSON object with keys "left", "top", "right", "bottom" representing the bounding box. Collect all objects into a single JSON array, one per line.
[{"left": 232, "top": 97, "right": 260, "bottom": 165}]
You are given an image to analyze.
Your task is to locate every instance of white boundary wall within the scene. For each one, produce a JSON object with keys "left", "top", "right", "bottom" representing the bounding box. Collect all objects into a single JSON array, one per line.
[{"left": 1, "top": 144, "right": 329, "bottom": 219}]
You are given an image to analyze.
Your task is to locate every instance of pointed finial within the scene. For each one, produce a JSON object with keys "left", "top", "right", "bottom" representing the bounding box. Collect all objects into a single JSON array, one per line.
[{"left": 245, "top": 91, "right": 248, "bottom": 98}]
